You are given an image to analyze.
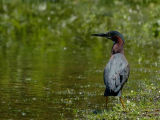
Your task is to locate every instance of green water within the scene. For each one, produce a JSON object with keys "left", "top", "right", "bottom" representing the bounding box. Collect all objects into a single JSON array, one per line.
[{"left": 0, "top": 0, "right": 160, "bottom": 119}]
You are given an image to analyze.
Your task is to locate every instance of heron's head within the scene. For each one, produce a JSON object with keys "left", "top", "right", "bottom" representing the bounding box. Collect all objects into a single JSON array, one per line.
[{"left": 92, "top": 31, "right": 124, "bottom": 44}]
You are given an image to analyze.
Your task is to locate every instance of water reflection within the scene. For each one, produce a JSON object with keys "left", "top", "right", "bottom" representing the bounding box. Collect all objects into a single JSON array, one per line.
[{"left": 0, "top": 39, "right": 159, "bottom": 119}]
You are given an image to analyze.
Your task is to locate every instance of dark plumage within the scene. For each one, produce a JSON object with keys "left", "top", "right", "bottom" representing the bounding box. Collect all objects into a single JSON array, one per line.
[
  {"left": 104, "top": 53, "right": 129, "bottom": 96},
  {"left": 92, "top": 31, "right": 130, "bottom": 109}
]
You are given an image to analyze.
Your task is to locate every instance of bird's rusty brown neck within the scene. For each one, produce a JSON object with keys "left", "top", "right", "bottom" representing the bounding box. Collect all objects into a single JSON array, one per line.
[{"left": 111, "top": 36, "right": 124, "bottom": 55}]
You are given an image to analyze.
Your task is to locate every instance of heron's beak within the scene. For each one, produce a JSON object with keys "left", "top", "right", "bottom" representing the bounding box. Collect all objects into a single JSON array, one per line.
[{"left": 91, "top": 33, "right": 111, "bottom": 39}]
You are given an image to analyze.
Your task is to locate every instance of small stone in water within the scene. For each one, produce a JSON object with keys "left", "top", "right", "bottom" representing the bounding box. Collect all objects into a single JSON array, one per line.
[
  {"left": 32, "top": 97, "right": 36, "bottom": 101},
  {"left": 22, "top": 112, "right": 26, "bottom": 116},
  {"left": 64, "top": 47, "right": 67, "bottom": 50}
]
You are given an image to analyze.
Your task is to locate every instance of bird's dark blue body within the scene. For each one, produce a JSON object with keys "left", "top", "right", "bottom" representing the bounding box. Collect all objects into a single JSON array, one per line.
[
  {"left": 92, "top": 31, "right": 130, "bottom": 99},
  {"left": 104, "top": 53, "right": 129, "bottom": 96}
]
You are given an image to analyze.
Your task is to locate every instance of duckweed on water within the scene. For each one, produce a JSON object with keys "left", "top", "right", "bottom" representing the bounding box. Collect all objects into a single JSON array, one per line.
[{"left": 0, "top": 0, "right": 160, "bottom": 119}]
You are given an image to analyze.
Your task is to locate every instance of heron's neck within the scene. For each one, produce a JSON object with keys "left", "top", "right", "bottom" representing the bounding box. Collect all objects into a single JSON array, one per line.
[{"left": 111, "top": 36, "right": 124, "bottom": 55}]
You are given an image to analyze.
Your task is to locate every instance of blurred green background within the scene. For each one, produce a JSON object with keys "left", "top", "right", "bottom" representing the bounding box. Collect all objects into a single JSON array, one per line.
[{"left": 0, "top": 0, "right": 160, "bottom": 119}]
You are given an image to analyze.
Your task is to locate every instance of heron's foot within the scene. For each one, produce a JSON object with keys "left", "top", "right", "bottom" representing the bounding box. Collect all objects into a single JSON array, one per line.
[{"left": 120, "top": 97, "right": 128, "bottom": 112}]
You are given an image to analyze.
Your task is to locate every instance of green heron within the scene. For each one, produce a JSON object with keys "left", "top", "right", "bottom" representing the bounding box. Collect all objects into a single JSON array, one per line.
[{"left": 92, "top": 31, "right": 130, "bottom": 109}]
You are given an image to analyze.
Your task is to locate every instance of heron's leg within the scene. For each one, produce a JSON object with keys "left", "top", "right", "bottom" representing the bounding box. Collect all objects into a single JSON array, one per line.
[
  {"left": 120, "top": 97, "right": 126, "bottom": 109},
  {"left": 106, "top": 96, "right": 109, "bottom": 107}
]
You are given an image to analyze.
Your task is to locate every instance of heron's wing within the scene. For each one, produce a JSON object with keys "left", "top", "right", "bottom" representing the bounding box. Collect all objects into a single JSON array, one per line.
[
  {"left": 104, "top": 54, "right": 130, "bottom": 93},
  {"left": 114, "top": 64, "right": 130, "bottom": 92}
]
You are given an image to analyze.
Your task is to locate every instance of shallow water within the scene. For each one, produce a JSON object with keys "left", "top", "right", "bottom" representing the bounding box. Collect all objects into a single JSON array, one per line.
[{"left": 0, "top": 42, "right": 159, "bottom": 119}]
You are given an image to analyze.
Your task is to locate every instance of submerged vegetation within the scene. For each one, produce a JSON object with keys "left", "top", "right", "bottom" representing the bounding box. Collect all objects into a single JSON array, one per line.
[{"left": 0, "top": 0, "right": 160, "bottom": 119}]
